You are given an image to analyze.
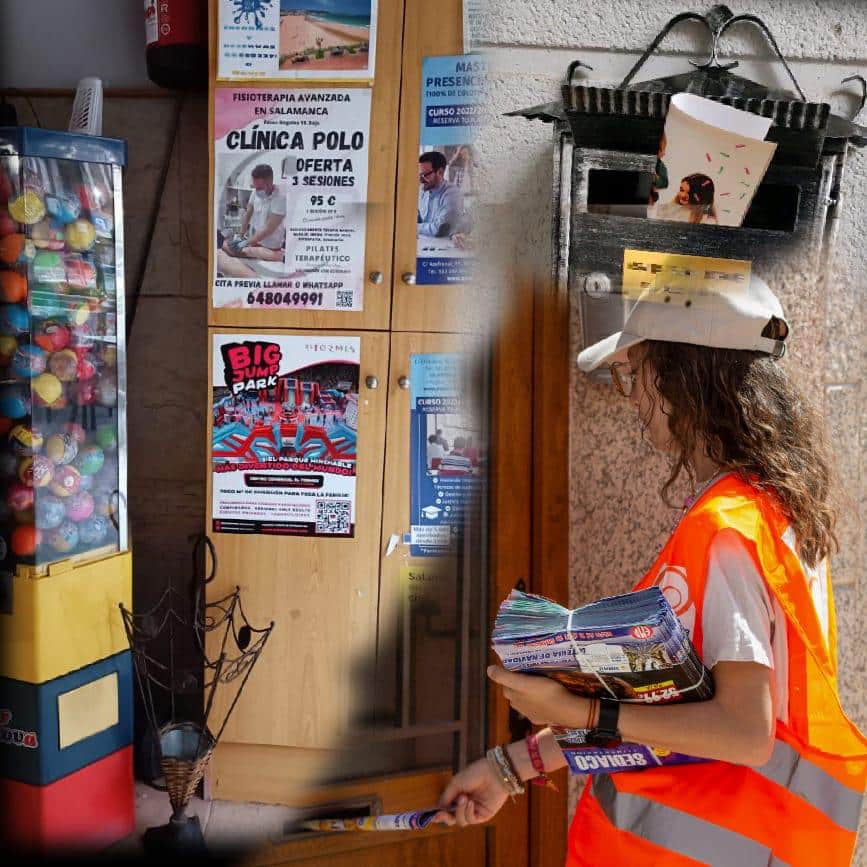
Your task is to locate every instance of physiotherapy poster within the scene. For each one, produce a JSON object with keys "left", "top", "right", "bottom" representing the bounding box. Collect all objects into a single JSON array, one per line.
[
  {"left": 218, "top": 0, "right": 378, "bottom": 81},
  {"left": 213, "top": 87, "right": 371, "bottom": 311},
  {"left": 409, "top": 353, "right": 483, "bottom": 557},
  {"left": 211, "top": 334, "right": 360, "bottom": 537},
  {"left": 416, "top": 55, "right": 484, "bottom": 285}
]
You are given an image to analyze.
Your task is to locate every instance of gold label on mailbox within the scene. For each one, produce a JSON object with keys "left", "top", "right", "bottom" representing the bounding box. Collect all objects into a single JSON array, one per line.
[{"left": 622, "top": 249, "right": 752, "bottom": 302}]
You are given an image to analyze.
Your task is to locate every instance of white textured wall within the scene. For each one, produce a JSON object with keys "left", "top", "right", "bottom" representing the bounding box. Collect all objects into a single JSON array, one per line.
[{"left": 476, "top": 0, "right": 867, "bottom": 858}]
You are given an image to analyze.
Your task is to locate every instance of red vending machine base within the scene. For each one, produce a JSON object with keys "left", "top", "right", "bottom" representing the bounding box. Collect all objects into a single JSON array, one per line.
[{"left": 0, "top": 745, "right": 134, "bottom": 853}]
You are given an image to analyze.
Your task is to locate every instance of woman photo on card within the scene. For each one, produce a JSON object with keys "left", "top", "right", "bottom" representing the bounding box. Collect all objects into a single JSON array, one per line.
[{"left": 433, "top": 270, "right": 867, "bottom": 866}]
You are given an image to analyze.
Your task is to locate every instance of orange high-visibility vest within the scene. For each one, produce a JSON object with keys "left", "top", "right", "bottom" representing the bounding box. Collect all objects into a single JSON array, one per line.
[{"left": 566, "top": 474, "right": 867, "bottom": 867}]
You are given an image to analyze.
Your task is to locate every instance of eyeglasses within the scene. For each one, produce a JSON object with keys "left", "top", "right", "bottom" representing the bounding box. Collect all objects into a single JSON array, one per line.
[
  {"left": 609, "top": 362, "right": 637, "bottom": 397},
  {"left": 419, "top": 168, "right": 437, "bottom": 181}
]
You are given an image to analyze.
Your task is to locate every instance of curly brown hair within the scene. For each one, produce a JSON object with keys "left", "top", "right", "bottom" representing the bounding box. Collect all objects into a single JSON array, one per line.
[{"left": 634, "top": 340, "right": 838, "bottom": 568}]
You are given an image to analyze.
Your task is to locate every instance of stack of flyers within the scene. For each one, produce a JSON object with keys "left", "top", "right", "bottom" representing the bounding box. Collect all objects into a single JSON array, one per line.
[{"left": 492, "top": 587, "right": 714, "bottom": 775}]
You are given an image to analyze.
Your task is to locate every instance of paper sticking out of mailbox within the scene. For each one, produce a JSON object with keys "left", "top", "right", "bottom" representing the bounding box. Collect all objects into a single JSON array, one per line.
[
  {"left": 622, "top": 249, "right": 752, "bottom": 304},
  {"left": 300, "top": 807, "right": 445, "bottom": 832},
  {"left": 648, "top": 92, "right": 777, "bottom": 227}
]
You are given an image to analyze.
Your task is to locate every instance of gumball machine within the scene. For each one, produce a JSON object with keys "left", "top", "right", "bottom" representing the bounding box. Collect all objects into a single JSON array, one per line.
[{"left": 0, "top": 126, "right": 133, "bottom": 854}]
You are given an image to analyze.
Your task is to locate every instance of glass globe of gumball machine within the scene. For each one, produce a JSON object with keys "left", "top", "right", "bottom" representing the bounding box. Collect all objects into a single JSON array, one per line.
[{"left": 0, "top": 124, "right": 133, "bottom": 855}]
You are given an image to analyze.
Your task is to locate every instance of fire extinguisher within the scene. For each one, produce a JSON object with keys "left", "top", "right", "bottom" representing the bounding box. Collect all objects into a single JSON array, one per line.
[{"left": 144, "top": 0, "right": 208, "bottom": 91}]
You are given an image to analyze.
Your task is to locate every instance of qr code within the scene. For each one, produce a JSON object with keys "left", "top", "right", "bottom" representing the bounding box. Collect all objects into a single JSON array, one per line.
[
  {"left": 335, "top": 290, "right": 354, "bottom": 309},
  {"left": 315, "top": 499, "right": 352, "bottom": 535}
]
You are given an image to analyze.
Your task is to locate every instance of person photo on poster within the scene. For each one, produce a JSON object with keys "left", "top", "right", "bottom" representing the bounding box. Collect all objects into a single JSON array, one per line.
[
  {"left": 211, "top": 334, "right": 360, "bottom": 537},
  {"left": 416, "top": 55, "right": 484, "bottom": 285},
  {"left": 219, "top": 0, "right": 377, "bottom": 81},
  {"left": 213, "top": 87, "right": 371, "bottom": 311}
]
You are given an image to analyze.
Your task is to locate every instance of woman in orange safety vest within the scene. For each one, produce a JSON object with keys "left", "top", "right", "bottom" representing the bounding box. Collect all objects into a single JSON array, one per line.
[{"left": 434, "top": 273, "right": 867, "bottom": 865}]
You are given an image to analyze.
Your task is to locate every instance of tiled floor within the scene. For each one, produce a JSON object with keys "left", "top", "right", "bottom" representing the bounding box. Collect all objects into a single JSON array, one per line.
[{"left": 107, "top": 782, "right": 302, "bottom": 857}]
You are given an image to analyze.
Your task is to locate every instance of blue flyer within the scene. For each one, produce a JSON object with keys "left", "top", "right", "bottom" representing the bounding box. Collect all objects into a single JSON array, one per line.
[
  {"left": 416, "top": 55, "right": 484, "bottom": 285},
  {"left": 409, "top": 354, "right": 483, "bottom": 557}
]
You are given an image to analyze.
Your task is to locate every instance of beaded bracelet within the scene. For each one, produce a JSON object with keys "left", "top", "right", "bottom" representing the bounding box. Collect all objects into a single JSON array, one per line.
[{"left": 486, "top": 745, "right": 525, "bottom": 799}]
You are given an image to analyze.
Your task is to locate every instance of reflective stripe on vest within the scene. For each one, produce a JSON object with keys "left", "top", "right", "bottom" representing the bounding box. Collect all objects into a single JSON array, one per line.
[
  {"left": 591, "top": 774, "right": 781, "bottom": 867},
  {"left": 756, "top": 739, "right": 862, "bottom": 832}
]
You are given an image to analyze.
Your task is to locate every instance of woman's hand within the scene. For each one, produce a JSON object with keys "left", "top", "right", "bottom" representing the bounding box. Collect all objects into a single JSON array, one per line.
[
  {"left": 487, "top": 665, "right": 585, "bottom": 727},
  {"left": 432, "top": 757, "right": 509, "bottom": 827}
]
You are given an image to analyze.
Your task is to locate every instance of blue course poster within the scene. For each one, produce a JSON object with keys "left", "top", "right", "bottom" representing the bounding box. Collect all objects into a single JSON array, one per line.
[
  {"left": 416, "top": 55, "right": 484, "bottom": 285},
  {"left": 409, "top": 354, "right": 483, "bottom": 557}
]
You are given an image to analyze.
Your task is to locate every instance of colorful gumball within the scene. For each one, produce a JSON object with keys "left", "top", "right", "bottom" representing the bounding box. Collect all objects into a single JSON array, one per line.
[
  {"left": 0, "top": 234, "right": 25, "bottom": 266},
  {"left": 45, "top": 432, "right": 79, "bottom": 465},
  {"left": 64, "top": 255, "right": 96, "bottom": 290},
  {"left": 65, "top": 491, "right": 94, "bottom": 522},
  {"left": 0, "top": 387, "right": 30, "bottom": 419},
  {"left": 32, "top": 372, "right": 63, "bottom": 406},
  {"left": 95, "top": 425, "right": 118, "bottom": 451},
  {"left": 48, "top": 349, "right": 78, "bottom": 382},
  {"left": 50, "top": 465, "right": 81, "bottom": 498},
  {"left": 63, "top": 422, "right": 88, "bottom": 444},
  {"left": 8, "top": 191, "right": 45, "bottom": 225},
  {"left": 96, "top": 378, "right": 117, "bottom": 407},
  {"left": 78, "top": 514, "right": 109, "bottom": 545},
  {"left": 11, "top": 524, "right": 41, "bottom": 557},
  {"left": 45, "top": 194, "right": 80, "bottom": 224},
  {"left": 77, "top": 354, "right": 97, "bottom": 381},
  {"left": 70, "top": 380, "right": 96, "bottom": 406},
  {"left": 78, "top": 472, "right": 95, "bottom": 492},
  {"left": 11, "top": 343, "right": 47, "bottom": 379},
  {"left": 0, "top": 174, "right": 12, "bottom": 205},
  {"left": 0, "top": 270, "right": 28, "bottom": 303},
  {"left": 0, "top": 303, "right": 30, "bottom": 335},
  {"left": 34, "top": 322, "right": 71, "bottom": 353},
  {"left": 0, "top": 210, "right": 16, "bottom": 237},
  {"left": 47, "top": 520, "right": 79, "bottom": 553},
  {"left": 75, "top": 444, "right": 104, "bottom": 476},
  {"left": 19, "top": 455, "right": 54, "bottom": 488},
  {"left": 7, "top": 481, "right": 34, "bottom": 512},
  {"left": 35, "top": 494, "right": 66, "bottom": 530},
  {"left": 31, "top": 250, "right": 65, "bottom": 283},
  {"left": 0, "top": 335, "right": 18, "bottom": 365},
  {"left": 9, "top": 424, "right": 43, "bottom": 455},
  {"left": 65, "top": 219, "right": 96, "bottom": 252},
  {"left": 69, "top": 302, "right": 92, "bottom": 326},
  {"left": 30, "top": 218, "right": 66, "bottom": 251}
]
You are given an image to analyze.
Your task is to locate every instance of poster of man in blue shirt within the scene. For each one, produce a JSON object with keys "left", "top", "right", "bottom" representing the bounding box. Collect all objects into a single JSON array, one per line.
[{"left": 417, "top": 151, "right": 465, "bottom": 238}]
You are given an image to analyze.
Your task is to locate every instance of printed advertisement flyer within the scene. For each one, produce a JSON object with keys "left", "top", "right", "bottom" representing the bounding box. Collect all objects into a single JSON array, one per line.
[
  {"left": 218, "top": 0, "right": 377, "bottom": 80},
  {"left": 409, "top": 354, "right": 483, "bottom": 556},
  {"left": 213, "top": 87, "right": 371, "bottom": 311},
  {"left": 211, "top": 334, "right": 360, "bottom": 537},
  {"left": 416, "top": 55, "right": 484, "bottom": 285}
]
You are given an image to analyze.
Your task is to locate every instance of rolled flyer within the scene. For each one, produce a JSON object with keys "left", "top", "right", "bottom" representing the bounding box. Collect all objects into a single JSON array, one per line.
[{"left": 300, "top": 807, "right": 445, "bottom": 832}]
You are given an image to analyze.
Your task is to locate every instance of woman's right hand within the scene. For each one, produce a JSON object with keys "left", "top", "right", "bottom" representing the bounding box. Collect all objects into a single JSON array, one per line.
[{"left": 432, "top": 757, "right": 509, "bottom": 827}]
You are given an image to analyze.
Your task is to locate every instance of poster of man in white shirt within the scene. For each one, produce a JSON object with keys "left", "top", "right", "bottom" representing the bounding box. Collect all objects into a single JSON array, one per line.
[{"left": 218, "top": 164, "right": 287, "bottom": 275}]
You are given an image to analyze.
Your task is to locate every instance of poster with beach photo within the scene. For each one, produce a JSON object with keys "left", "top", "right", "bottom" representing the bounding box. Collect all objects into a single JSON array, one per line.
[
  {"left": 212, "top": 86, "right": 371, "bottom": 311},
  {"left": 218, "top": 0, "right": 377, "bottom": 80}
]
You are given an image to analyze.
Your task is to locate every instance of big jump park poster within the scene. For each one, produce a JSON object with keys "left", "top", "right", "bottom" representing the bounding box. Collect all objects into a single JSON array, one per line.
[
  {"left": 212, "top": 87, "right": 371, "bottom": 311},
  {"left": 211, "top": 334, "right": 360, "bottom": 537},
  {"left": 218, "top": 0, "right": 378, "bottom": 80}
]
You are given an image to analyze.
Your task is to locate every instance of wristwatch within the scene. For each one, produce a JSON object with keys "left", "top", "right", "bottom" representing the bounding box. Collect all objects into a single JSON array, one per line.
[{"left": 585, "top": 697, "right": 622, "bottom": 748}]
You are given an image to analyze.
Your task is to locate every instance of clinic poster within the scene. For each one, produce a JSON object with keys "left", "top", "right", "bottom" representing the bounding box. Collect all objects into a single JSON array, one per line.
[
  {"left": 415, "top": 55, "right": 484, "bottom": 285},
  {"left": 409, "top": 354, "right": 482, "bottom": 557},
  {"left": 218, "top": 0, "right": 377, "bottom": 81},
  {"left": 211, "top": 334, "right": 360, "bottom": 537},
  {"left": 213, "top": 87, "right": 371, "bottom": 311}
]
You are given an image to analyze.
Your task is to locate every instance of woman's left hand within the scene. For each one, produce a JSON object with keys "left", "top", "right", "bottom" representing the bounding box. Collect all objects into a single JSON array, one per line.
[{"left": 487, "top": 665, "right": 585, "bottom": 727}]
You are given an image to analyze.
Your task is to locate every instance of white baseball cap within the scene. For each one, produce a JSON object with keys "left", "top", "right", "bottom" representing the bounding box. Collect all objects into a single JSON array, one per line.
[{"left": 576, "top": 273, "right": 788, "bottom": 372}]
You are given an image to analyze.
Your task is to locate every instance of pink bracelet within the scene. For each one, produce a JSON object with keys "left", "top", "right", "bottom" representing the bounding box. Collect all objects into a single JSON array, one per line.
[{"left": 526, "top": 731, "right": 559, "bottom": 792}]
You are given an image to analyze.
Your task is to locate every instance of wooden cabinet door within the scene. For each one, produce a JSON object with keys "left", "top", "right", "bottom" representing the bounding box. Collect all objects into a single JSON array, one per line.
[
  {"left": 207, "top": 0, "right": 404, "bottom": 331},
  {"left": 391, "top": 0, "right": 474, "bottom": 332},
  {"left": 206, "top": 328, "right": 389, "bottom": 798}
]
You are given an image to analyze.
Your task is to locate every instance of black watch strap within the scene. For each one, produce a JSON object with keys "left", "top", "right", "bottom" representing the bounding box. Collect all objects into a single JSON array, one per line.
[{"left": 586, "top": 697, "right": 622, "bottom": 748}]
